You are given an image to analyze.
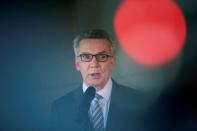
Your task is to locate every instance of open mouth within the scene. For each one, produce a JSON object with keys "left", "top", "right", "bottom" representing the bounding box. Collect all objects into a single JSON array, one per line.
[{"left": 89, "top": 73, "right": 101, "bottom": 79}]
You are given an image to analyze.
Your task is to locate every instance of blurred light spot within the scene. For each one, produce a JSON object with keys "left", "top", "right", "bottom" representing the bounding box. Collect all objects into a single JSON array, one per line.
[{"left": 114, "top": 0, "right": 187, "bottom": 66}]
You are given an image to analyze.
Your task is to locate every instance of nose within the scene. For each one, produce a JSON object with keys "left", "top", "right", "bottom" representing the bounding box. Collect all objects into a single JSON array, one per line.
[{"left": 89, "top": 56, "right": 99, "bottom": 68}]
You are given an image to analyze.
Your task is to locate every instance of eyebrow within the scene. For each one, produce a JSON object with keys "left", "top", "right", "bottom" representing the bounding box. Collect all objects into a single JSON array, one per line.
[{"left": 80, "top": 51, "right": 109, "bottom": 55}]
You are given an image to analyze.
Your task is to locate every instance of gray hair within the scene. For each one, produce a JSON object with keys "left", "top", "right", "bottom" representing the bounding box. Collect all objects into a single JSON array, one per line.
[{"left": 73, "top": 29, "right": 115, "bottom": 56}]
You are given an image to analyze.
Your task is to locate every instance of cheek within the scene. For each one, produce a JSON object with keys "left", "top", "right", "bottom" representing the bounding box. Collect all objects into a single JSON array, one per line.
[
  {"left": 75, "top": 60, "right": 88, "bottom": 72},
  {"left": 102, "top": 64, "right": 114, "bottom": 74},
  {"left": 81, "top": 69, "right": 87, "bottom": 76},
  {"left": 107, "top": 60, "right": 115, "bottom": 71}
]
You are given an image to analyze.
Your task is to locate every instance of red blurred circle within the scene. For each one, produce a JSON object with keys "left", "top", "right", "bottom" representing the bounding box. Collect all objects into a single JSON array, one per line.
[{"left": 114, "top": 0, "right": 186, "bottom": 66}]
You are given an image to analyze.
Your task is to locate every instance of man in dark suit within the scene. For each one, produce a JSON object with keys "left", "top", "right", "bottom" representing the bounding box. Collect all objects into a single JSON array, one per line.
[{"left": 51, "top": 29, "right": 147, "bottom": 131}]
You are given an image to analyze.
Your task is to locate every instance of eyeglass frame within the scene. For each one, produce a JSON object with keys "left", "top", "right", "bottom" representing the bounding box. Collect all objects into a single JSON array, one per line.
[{"left": 77, "top": 53, "right": 113, "bottom": 62}]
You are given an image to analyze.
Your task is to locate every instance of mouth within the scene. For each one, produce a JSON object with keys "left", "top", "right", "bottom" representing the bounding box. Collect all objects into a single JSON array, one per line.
[{"left": 89, "top": 73, "right": 101, "bottom": 79}]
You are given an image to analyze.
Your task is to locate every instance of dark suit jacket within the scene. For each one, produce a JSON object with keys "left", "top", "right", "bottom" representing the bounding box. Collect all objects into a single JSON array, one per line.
[{"left": 51, "top": 80, "right": 148, "bottom": 131}]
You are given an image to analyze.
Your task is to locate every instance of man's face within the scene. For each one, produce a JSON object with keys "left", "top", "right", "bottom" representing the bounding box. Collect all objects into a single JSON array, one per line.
[{"left": 75, "top": 39, "right": 115, "bottom": 90}]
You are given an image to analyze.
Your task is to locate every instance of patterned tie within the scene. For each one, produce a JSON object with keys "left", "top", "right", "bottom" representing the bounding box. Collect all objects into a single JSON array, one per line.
[{"left": 89, "top": 94, "right": 104, "bottom": 131}]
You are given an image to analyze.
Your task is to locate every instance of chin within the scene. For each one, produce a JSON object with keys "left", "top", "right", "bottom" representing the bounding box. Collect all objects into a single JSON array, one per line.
[{"left": 88, "top": 80, "right": 103, "bottom": 87}]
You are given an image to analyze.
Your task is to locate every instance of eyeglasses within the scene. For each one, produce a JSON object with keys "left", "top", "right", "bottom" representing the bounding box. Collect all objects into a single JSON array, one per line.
[{"left": 77, "top": 53, "right": 113, "bottom": 62}]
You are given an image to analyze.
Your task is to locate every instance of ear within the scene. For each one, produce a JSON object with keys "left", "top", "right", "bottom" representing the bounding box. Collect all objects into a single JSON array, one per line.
[
  {"left": 75, "top": 58, "right": 80, "bottom": 71},
  {"left": 110, "top": 57, "right": 116, "bottom": 70}
]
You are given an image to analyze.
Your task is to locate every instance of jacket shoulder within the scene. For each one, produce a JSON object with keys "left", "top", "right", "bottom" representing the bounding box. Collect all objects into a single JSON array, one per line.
[
  {"left": 53, "top": 86, "right": 81, "bottom": 107},
  {"left": 113, "top": 80, "right": 144, "bottom": 97},
  {"left": 112, "top": 80, "right": 149, "bottom": 109}
]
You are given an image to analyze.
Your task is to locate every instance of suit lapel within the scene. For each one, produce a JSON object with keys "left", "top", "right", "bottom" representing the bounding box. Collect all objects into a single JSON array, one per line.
[
  {"left": 73, "top": 85, "right": 92, "bottom": 131},
  {"left": 105, "top": 80, "right": 134, "bottom": 131},
  {"left": 73, "top": 85, "right": 84, "bottom": 112},
  {"left": 105, "top": 81, "right": 121, "bottom": 131}
]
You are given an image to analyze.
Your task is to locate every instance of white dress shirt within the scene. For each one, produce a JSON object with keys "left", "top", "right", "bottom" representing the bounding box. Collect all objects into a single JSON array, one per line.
[{"left": 82, "top": 78, "right": 112, "bottom": 129}]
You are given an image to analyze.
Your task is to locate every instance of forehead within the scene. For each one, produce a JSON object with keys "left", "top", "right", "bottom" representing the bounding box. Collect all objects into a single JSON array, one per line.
[{"left": 78, "top": 39, "right": 111, "bottom": 53}]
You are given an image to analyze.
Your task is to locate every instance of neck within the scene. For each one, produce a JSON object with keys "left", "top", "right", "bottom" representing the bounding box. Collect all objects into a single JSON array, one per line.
[{"left": 95, "top": 86, "right": 104, "bottom": 92}]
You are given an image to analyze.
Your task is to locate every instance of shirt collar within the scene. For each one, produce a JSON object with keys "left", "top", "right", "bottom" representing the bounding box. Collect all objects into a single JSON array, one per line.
[{"left": 82, "top": 78, "right": 112, "bottom": 102}]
